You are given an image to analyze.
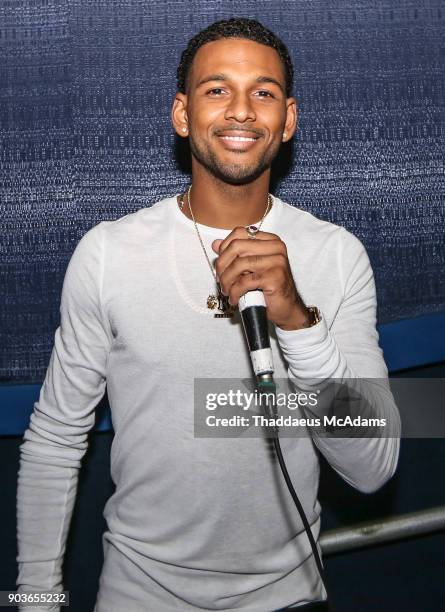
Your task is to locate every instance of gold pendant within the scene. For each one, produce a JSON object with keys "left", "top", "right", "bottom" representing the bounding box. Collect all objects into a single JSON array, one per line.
[{"left": 207, "top": 293, "right": 235, "bottom": 318}]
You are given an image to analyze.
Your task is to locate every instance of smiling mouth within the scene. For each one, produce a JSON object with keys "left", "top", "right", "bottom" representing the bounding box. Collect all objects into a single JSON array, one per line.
[
  {"left": 219, "top": 135, "right": 258, "bottom": 142},
  {"left": 216, "top": 131, "right": 262, "bottom": 151}
]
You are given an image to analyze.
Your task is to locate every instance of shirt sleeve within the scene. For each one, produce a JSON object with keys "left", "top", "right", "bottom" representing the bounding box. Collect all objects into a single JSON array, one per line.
[
  {"left": 275, "top": 228, "right": 401, "bottom": 494},
  {"left": 16, "top": 223, "right": 113, "bottom": 611}
]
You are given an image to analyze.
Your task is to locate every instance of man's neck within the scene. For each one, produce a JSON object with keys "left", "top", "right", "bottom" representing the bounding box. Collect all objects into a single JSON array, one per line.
[{"left": 180, "top": 168, "right": 272, "bottom": 230}]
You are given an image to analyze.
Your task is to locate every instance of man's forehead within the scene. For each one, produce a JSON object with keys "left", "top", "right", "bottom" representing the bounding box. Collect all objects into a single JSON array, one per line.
[{"left": 189, "top": 38, "right": 286, "bottom": 85}]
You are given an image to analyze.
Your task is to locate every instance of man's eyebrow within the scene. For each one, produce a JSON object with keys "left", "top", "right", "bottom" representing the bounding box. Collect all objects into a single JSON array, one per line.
[
  {"left": 256, "top": 76, "right": 285, "bottom": 93},
  {"left": 195, "top": 74, "right": 285, "bottom": 93},
  {"left": 196, "top": 74, "right": 227, "bottom": 88}
]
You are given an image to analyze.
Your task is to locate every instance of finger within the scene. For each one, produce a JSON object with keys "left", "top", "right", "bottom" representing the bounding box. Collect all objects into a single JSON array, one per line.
[
  {"left": 215, "top": 227, "right": 281, "bottom": 256},
  {"left": 220, "top": 253, "right": 288, "bottom": 297},
  {"left": 228, "top": 270, "right": 283, "bottom": 306},
  {"left": 212, "top": 239, "right": 223, "bottom": 255},
  {"left": 228, "top": 271, "right": 263, "bottom": 306},
  {"left": 215, "top": 237, "right": 287, "bottom": 281}
]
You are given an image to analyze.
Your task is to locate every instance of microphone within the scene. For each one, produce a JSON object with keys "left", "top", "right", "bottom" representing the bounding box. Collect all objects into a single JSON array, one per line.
[
  {"left": 238, "top": 290, "right": 277, "bottom": 422},
  {"left": 238, "top": 290, "right": 274, "bottom": 384}
]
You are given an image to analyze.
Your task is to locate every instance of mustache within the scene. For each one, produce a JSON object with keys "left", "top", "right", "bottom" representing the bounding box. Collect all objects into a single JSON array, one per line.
[{"left": 213, "top": 126, "right": 264, "bottom": 137}]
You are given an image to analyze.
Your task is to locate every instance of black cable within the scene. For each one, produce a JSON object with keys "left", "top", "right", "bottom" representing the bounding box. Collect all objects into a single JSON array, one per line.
[
  {"left": 272, "top": 435, "right": 328, "bottom": 591},
  {"left": 257, "top": 378, "right": 329, "bottom": 600}
]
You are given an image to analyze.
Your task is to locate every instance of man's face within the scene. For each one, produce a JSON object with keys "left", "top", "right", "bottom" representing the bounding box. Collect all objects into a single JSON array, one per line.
[{"left": 173, "top": 38, "right": 297, "bottom": 185}]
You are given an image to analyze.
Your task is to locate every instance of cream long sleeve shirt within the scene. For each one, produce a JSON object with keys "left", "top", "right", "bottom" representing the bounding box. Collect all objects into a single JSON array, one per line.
[{"left": 16, "top": 195, "right": 401, "bottom": 612}]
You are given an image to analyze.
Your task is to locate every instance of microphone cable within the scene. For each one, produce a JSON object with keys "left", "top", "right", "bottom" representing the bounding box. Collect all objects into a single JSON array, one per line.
[
  {"left": 257, "top": 375, "right": 329, "bottom": 600},
  {"left": 238, "top": 288, "right": 329, "bottom": 600}
]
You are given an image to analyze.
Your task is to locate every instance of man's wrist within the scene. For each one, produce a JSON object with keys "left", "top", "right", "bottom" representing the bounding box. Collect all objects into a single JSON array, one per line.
[{"left": 276, "top": 305, "right": 321, "bottom": 331}]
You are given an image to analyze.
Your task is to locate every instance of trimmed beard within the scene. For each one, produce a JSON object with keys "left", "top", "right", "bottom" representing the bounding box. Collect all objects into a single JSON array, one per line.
[{"left": 188, "top": 133, "right": 281, "bottom": 185}]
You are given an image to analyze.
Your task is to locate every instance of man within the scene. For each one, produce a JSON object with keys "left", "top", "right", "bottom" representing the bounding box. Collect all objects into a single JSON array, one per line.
[{"left": 16, "top": 18, "right": 401, "bottom": 612}]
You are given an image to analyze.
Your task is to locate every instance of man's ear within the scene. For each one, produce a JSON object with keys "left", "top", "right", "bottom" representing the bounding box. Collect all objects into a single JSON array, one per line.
[
  {"left": 172, "top": 93, "right": 189, "bottom": 137},
  {"left": 282, "top": 97, "right": 298, "bottom": 142}
]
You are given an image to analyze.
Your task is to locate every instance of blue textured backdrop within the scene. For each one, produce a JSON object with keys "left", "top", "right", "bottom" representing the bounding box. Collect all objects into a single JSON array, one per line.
[{"left": 1, "top": 0, "right": 444, "bottom": 383}]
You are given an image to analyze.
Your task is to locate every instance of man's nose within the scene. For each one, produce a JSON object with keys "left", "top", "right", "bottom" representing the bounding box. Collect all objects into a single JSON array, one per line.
[{"left": 224, "top": 92, "right": 256, "bottom": 123}]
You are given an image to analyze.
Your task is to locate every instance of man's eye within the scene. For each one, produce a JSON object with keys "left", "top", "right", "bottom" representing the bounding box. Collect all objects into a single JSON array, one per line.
[
  {"left": 256, "top": 90, "right": 273, "bottom": 98},
  {"left": 207, "top": 88, "right": 225, "bottom": 96}
]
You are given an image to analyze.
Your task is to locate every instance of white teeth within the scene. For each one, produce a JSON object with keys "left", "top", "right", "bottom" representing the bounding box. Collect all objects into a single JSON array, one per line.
[{"left": 220, "top": 136, "right": 256, "bottom": 142}]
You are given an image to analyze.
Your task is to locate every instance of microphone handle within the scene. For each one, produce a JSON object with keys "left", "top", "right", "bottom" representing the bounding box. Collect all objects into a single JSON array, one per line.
[{"left": 238, "top": 290, "right": 274, "bottom": 378}]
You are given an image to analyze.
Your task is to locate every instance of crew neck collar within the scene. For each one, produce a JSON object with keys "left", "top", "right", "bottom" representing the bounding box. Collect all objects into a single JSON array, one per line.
[{"left": 172, "top": 193, "right": 279, "bottom": 238}]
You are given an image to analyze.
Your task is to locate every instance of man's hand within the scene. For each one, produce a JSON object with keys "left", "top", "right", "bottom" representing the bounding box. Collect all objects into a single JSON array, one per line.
[{"left": 212, "top": 227, "right": 311, "bottom": 331}]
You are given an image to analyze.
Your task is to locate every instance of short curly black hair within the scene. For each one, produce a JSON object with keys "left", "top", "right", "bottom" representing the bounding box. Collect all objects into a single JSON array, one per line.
[{"left": 177, "top": 18, "right": 294, "bottom": 97}]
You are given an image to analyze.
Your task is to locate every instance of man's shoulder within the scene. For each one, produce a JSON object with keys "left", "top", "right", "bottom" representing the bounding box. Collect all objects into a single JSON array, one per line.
[
  {"left": 276, "top": 198, "right": 363, "bottom": 254},
  {"left": 99, "top": 195, "right": 174, "bottom": 234},
  {"left": 79, "top": 196, "right": 175, "bottom": 247}
]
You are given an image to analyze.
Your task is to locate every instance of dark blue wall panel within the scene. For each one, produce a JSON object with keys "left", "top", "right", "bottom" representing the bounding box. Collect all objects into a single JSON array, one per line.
[{"left": 1, "top": 1, "right": 444, "bottom": 383}]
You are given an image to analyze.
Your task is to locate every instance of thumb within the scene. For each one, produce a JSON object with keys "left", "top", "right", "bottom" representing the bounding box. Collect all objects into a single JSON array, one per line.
[{"left": 212, "top": 239, "right": 223, "bottom": 254}]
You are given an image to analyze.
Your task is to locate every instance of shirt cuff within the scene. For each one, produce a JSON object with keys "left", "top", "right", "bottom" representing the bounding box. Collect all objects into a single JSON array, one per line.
[
  {"left": 275, "top": 311, "right": 347, "bottom": 381},
  {"left": 275, "top": 310, "right": 329, "bottom": 355}
]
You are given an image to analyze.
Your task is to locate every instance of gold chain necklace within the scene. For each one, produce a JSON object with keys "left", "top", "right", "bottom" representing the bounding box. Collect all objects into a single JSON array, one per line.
[{"left": 182, "top": 185, "right": 272, "bottom": 318}]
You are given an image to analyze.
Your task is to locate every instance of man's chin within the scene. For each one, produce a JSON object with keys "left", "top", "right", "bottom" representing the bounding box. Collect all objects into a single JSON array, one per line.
[
  {"left": 189, "top": 143, "right": 272, "bottom": 185},
  {"left": 210, "top": 163, "right": 268, "bottom": 185}
]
